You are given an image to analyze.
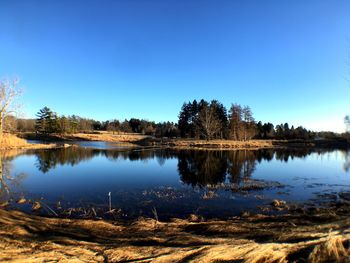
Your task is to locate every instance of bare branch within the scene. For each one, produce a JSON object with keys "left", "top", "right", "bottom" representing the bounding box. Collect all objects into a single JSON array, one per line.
[{"left": 0, "top": 78, "right": 23, "bottom": 134}]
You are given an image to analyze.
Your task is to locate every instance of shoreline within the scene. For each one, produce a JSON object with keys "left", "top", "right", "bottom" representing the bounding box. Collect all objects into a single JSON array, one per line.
[
  {"left": 0, "top": 142, "right": 68, "bottom": 150},
  {"left": 0, "top": 133, "right": 70, "bottom": 151},
  {"left": 17, "top": 132, "right": 350, "bottom": 150},
  {"left": 1, "top": 133, "right": 350, "bottom": 261},
  {"left": 1, "top": 203, "right": 349, "bottom": 262}
]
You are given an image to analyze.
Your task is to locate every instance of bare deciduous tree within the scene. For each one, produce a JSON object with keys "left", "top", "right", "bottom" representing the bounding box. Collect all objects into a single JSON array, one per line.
[
  {"left": 228, "top": 104, "right": 243, "bottom": 140},
  {"left": 242, "top": 106, "right": 255, "bottom": 141},
  {"left": 0, "top": 78, "right": 22, "bottom": 136},
  {"left": 198, "top": 103, "right": 221, "bottom": 140}
]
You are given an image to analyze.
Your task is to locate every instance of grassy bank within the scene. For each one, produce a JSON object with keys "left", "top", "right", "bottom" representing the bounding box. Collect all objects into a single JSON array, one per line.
[
  {"left": 21, "top": 131, "right": 149, "bottom": 143},
  {"left": 0, "top": 133, "right": 60, "bottom": 150},
  {"left": 20, "top": 131, "right": 350, "bottom": 150},
  {"left": 164, "top": 139, "right": 275, "bottom": 149},
  {"left": 0, "top": 206, "right": 349, "bottom": 262}
]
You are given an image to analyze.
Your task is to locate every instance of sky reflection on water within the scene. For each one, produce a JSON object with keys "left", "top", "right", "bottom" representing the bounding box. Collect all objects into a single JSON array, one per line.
[{"left": 1, "top": 146, "right": 350, "bottom": 219}]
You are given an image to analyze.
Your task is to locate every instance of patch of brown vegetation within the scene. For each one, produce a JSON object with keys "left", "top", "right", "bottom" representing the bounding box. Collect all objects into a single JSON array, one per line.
[
  {"left": 65, "top": 131, "right": 150, "bottom": 143},
  {"left": 0, "top": 133, "right": 58, "bottom": 150},
  {"left": 1, "top": 209, "right": 349, "bottom": 262},
  {"left": 20, "top": 131, "right": 150, "bottom": 146},
  {"left": 166, "top": 139, "right": 275, "bottom": 150}
]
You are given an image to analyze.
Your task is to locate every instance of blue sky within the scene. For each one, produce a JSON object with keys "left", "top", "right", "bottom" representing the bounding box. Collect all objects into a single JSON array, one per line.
[{"left": 0, "top": 0, "right": 349, "bottom": 132}]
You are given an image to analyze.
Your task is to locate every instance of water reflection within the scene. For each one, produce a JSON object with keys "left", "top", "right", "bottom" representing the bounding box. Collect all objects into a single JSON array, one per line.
[
  {"left": 227, "top": 150, "right": 257, "bottom": 184},
  {"left": 31, "top": 147, "right": 178, "bottom": 173},
  {"left": 0, "top": 158, "right": 10, "bottom": 201},
  {"left": 34, "top": 148, "right": 102, "bottom": 173},
  {"left": 178, "top": 151, "right": 227, "bottom": 186},
  {"left": 15, "top": 147, "right": 350, "bottom": 187},
  {"left": 1, "top": 147, "right": 350, "bottom": 219},
  {"left": 0, "top": 152, "right": 26, "bottom": 203},
  {"left": 342, "top": 151, "right": 350, "bottom": 172}
]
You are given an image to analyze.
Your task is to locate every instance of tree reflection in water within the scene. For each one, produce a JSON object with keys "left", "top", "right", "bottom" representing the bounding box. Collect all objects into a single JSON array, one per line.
[
  {"left": 178, "top": 150, "right": 227, "bottom": 187},
  {"left": 341, "top": 150, "right": 350, "bottom": 172},
  {"left": 0, "top": 158, "right": 10, "bottom": 201},
  {"left": 226, "top": 150, "right": 257, "bottom": 184},
  {"left": 27, "top": 147, "right": 350, "bottom": 187},
  {"left": 0, "top": 153, "right": 26, "bottom": 203}
]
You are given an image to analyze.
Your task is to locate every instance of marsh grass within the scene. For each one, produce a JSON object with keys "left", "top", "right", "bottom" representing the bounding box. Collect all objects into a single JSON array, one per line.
[
  {"left": 0, "top": 133, "right": 29, "bottom": 148},
  {"left": 1, "top": 208, "right": 350, "bottom": 262},
  {"left": 0, "top": 133, "right": 60, "bottom": 150}
]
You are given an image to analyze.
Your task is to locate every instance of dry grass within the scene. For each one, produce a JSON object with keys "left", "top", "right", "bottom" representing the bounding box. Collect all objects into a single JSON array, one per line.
[
  {"left": 0, "top": 209, "right": 349, "bottom": 262},
  {"left": 0, "top": 133, "right": 60, "bottom": 150},
  {"left": 168, "top": 139, "right": 275, "bottom": 150},
  {"left": 68, "top": 132, "right": 149, "bottom": 143},
  {"left": 308, "top": 234, "right": 350, "bottom": 263},
  {"left": 21, "top": 131, "right": 299, "bottom": 150},
  {"left": 0, "top": 133, "right": 29, "bottom": 148},
  {"left": 20, "top": 131, "right": 150, "bottom": 144}
]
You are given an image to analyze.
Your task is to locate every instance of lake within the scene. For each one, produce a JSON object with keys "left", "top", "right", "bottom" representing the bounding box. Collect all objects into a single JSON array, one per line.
[{"left": 1, "top": 144, "right": 350, "bottom": 220}]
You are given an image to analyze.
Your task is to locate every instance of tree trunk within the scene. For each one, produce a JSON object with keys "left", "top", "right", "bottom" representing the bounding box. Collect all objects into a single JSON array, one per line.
[
  {"left": 0, "top": 111, "right": 3, "bottom": 141},
  {"left": 0, "top": 158, "right": 2, "bottom": 182}
]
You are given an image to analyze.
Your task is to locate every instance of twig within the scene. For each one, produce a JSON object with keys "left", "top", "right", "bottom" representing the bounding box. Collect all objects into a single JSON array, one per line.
[
  {"left": 39, "top": 201, "right": 58, "bottom": 216},
  {"left": 152, "top": 206, "right": 159, "bottom": 222}
]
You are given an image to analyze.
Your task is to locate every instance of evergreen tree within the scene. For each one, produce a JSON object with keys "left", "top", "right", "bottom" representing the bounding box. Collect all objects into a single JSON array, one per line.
[
  {"left": 210, "top": 100, "right": 228, "bottom": 139},
  {"left": 35, "top": 107, "right": 57, "bottom": 134},
  {"left": 178, "top": 102, "right": 190, "bottom": 137},
  {"left": 178, "top": 100, "right": 199, "bottom": 138}
]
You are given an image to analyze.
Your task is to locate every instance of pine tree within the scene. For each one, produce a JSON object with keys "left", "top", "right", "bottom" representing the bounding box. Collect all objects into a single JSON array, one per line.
[{"left": 35, "top": 107, "right": 59, "bottom": 134}]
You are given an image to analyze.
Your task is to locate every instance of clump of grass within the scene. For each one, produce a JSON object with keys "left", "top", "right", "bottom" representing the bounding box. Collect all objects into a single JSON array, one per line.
[
  {"left": 0, "top": 133, "right": 29, "bottom": 148},
  {"left": 0, "top": 133, "right": 58, "bottom": 150},
  {"left": 308, "top": 234, "right": 350, "bottom": 262},
  {"left": 243, "top": 243, "right": 289, "bottom": 263}
]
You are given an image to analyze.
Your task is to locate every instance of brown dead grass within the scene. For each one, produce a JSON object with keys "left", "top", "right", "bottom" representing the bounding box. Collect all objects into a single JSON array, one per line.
[
  {"left": 0, "top": 133, "right": 29, "bottom": 148},
  {"left": 168, "top": 139, "right": 275, "bottom": 150},
  {"left": 60, "top": 131, "right": 149, "bottom": 143},
  {"left": 21, "top": 131, "right": 281, "bottom": 149},
  {"left": 0, "top": 209, "right": 349, "bottom": 262},
  {"left": 0, "top": 133, "right": 58, "bottom": 150}
]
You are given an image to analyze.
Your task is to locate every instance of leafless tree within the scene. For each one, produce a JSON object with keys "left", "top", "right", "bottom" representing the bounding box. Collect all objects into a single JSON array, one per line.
[
  {"left": 0, "top": 78, "right": 22, "bottom": 136},
  {"left": 198, "top": 103, "right": 221, "bottom": 140},
  {"left": 242, "top": 106, "right": 255, "bottom": 141},
  {"left": 228, "top": 104, "right": 244, "bottom": 140}
]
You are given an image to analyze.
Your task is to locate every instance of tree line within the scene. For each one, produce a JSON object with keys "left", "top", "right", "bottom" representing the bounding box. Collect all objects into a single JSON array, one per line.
[
  {"left": 32, "top": 106, "right": 179, "bottom": 137},
  {"left": 178, "top": 99, "right": 313, "bottom": 140},
  {"left": 4, "top": 102, "right": 344, "bottom": 141},
  {"left": 0, "top": 78, "right": 345, "bottom": 141}
]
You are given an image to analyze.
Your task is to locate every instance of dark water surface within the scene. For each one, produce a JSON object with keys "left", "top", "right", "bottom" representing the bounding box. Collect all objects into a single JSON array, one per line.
[{"left": 1, "top": 143, "right": 350, "bottom": 220}]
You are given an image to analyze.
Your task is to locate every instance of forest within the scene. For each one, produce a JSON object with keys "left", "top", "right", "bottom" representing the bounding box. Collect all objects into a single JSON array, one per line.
[{"left": 4, "top": 99, "right": 345, "bottom": 141}]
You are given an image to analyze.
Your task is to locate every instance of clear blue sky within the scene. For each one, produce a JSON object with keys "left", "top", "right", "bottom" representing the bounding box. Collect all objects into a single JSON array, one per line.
[{"left": 0, "top": 0, "right": 349, "bottom": 132}]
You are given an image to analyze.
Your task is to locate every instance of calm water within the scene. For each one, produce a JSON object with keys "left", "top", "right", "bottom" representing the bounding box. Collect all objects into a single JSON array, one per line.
[{"left": 1, "top": 144, "right": 350, "bottom": 220}]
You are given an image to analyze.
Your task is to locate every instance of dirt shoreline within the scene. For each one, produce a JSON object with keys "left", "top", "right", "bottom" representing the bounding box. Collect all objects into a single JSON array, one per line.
[{"left": 0, "top": 205, "right": 349, "bottom": 262}]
